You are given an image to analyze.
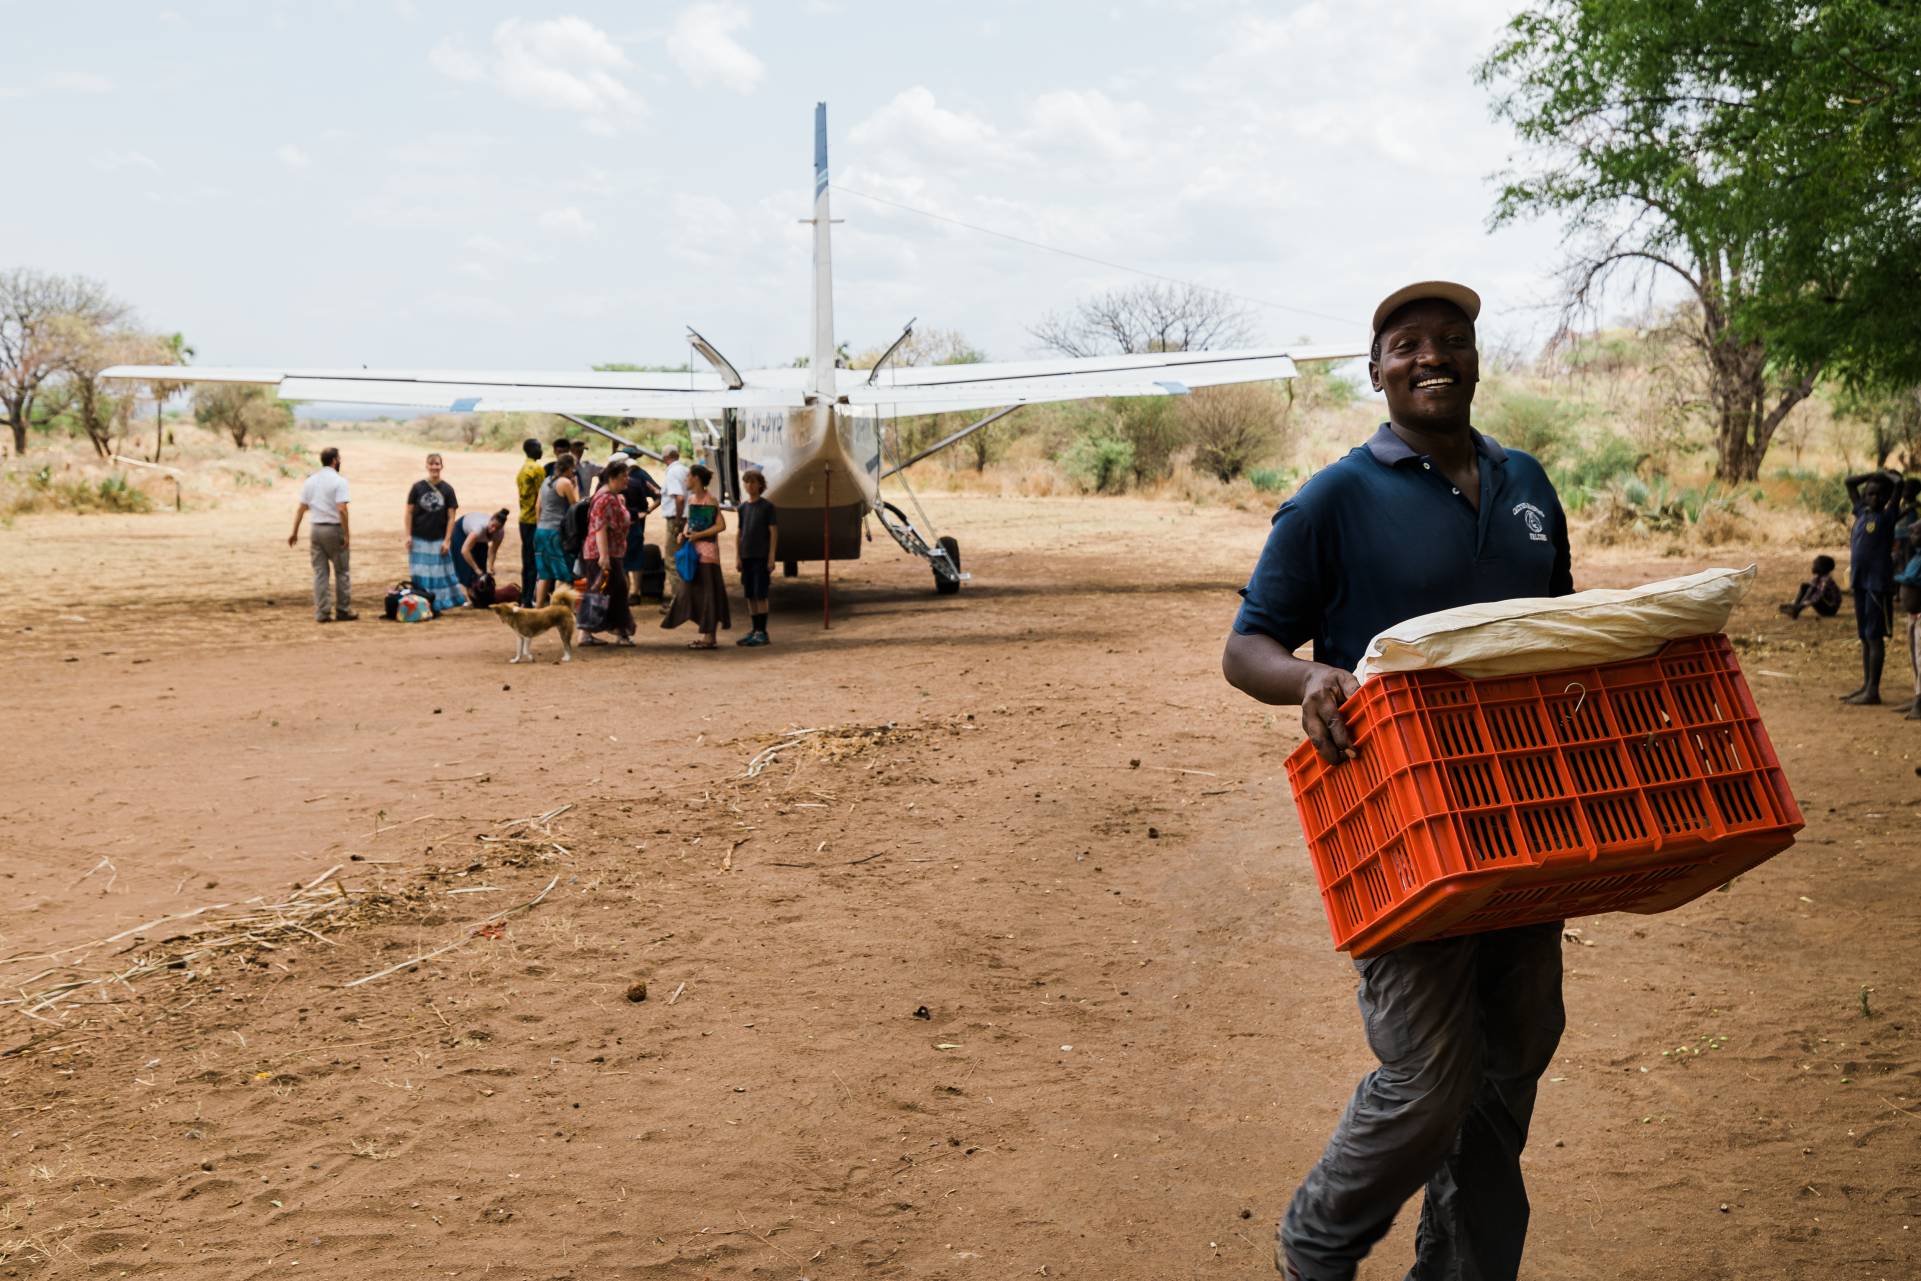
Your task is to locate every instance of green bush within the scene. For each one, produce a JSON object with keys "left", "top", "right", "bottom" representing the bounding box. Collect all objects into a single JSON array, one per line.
[
  {"left": 1595, "top": 475, "right": 1737, "bottom": 534},
  {"left": 3, "top": 469, "right": 154, "bottom": 516},
  {"left": 1062, "top": 432, "right": 1135, "bottom": 493},
  {"left": 94, "top": 473, "right": 152, "bottom": 512},
  {"left": 1785, "top": 469, "right": 1850, "bottom": 523},
  {"left": 1549, "top": 432, "right": 1643, "bottom": 508},
  {"left": 1476, "top": 386, "right": 1582, "bottom": 466},
  {"left": 1247, "top": 466, "right": 1299, "bottom": 494},
  {"left": 1114, "top": 397, "right": 1184, "bottom": 484}
]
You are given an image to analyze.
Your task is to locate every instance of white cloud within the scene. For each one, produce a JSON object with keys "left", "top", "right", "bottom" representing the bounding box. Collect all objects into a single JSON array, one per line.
[
  {"left": 850, "top": 88, "right": 1020, "bottom": 167},
  {"left": 45, "top": 70, "right": 113, "bottom": 93},
  {"left": 537, "top": 206, "right": 595, "bottom": 237},
  {"left": 277, "top": 143, "right": 311, "bottom": 170},
  {"left": 430, "top": 17, "right": 644, "bottom": 134},
  {"left": 427, "top": 39, "right": 484, "bottom": 82},
  {"left": 97, "top": 150, "right": 162, "bottom": 173},
  {"left": 667, "top": 2, "right": 764, "bottom": 94}
]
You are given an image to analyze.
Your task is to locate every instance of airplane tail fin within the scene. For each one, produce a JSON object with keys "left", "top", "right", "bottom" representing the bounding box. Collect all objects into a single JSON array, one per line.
[{"left": 811, "top": 102, "right": 836, "bottom": 398}]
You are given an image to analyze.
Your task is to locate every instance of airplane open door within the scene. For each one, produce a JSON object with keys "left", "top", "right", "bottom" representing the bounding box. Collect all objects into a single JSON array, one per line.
[{"left": 719, "top": 409, "right": 741, "bottom": 505}]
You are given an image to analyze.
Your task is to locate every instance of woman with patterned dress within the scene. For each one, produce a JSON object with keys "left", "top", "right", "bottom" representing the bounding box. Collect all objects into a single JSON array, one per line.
[{"left": 579, "top": 458, "right": 636, "bottom": 646}]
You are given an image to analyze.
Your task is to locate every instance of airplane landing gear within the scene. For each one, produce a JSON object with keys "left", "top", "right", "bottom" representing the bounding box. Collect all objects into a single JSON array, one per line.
[
  {"left": 875, "top": 500, "right": 967, "bottom": 595},
  {"left": 934, "top": 536, "right": 961, "bottom": 596}
]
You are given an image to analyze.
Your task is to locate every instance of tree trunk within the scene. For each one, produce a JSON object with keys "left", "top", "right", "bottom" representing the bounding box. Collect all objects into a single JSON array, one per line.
[
  {"left": 7, "top": 414, "right": 23, "bottom": 456},
  {"left": 1706, "top": 330, "right": 1816, "bottom": 482},
  {"left": 152, "top": 401, "right": 164, "bottom": 463}
]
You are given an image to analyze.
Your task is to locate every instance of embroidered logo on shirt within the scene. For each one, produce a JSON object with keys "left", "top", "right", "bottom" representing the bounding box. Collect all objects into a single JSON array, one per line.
[{"left": 1512, "top": 501, "right": 1549, "bottom": 542}]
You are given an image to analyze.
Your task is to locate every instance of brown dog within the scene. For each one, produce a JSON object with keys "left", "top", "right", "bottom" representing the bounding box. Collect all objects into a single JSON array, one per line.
[{"left": 491, "top": 586, "right": 577, "bottom": 663}]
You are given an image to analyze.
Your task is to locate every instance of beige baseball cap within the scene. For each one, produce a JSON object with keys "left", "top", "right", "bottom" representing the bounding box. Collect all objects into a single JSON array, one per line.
[{"left": 1370, "top": 280, "right": 1482, "bottom": 337}]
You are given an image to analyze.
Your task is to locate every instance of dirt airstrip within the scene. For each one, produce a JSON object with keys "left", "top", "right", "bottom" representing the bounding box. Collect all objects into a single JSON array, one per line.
[{"left": 1, "top": 435, "right": 1917, "bottom": 1280}]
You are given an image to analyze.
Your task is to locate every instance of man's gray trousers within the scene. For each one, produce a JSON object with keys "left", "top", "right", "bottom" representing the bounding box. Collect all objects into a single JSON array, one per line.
[
  {"left": 1280, "top": 920, "right": 1565, "bottom": 1281},
  {"left": 310, "top": 524, "right": 350, "bottom": 620}
]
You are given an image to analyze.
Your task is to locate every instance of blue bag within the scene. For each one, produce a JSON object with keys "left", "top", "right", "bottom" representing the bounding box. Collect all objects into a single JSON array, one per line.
[{"left": 675, "top": 539, "right": 700, "bottom": 583}]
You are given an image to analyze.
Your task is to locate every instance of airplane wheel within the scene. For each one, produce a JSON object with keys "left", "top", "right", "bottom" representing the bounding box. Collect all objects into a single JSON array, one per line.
[
  {"left": 782, "top": 559, "right": 799, "bottom": 578},
  {"left": 934, "top": 536, "right": 961, "bottom": 595}
]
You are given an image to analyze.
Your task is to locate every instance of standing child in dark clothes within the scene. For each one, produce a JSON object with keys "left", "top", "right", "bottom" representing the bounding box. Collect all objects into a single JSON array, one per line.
[
  {"left": 1841, "top": 471, "right": 1899, "bottom": 704},
  {"left": 1893, "top": 478, "right": 1921, "bottom": 717},
  {"left": 734, "top": 469, "right": 778, "bottom": 647},
  {"left": 1779, "top": 555, "right": 1842, "bottom": 619}
]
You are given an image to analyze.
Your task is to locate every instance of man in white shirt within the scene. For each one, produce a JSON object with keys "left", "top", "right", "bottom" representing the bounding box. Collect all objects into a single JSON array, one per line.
[
  {"left": 289, "top": 446, "right": 355, "bottom": 622},
  {"left": 659, "top": 447, "right": 689, "bottom": 607}
]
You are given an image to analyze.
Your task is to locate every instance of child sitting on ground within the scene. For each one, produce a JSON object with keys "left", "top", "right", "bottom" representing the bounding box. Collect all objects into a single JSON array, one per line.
[{"left": 1780, "top": 554, "right": 1842, "bottom": 620}]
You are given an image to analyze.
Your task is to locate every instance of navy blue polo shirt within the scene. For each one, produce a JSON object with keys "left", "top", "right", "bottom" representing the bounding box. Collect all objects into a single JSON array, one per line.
[
  {"left": 1233, "top": 423, "right": 1574, "bottom": 673},
  {"left": 1849, "top": 501, "right": 1898, "bottom": 592}
]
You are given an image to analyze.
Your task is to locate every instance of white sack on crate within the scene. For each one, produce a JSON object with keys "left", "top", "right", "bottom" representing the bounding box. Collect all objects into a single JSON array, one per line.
[{"left": 1353, "top": 565, "right": 1756, "bottom": 683}]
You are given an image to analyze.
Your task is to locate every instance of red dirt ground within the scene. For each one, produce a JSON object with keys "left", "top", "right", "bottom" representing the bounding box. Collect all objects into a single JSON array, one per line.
[{"left": 1, "top": 435, "right": 1917, "bottom": 1280}]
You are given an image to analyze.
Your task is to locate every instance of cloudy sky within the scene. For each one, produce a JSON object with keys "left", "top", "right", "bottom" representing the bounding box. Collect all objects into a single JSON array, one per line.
[{"left": 3, "top": 0, "right": 1570, "bottom": 374}]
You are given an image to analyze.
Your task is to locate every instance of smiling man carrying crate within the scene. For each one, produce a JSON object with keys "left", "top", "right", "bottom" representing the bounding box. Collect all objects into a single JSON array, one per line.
[{"left": 1223, "top": 281, "right": 1575, "bottom": 1281}]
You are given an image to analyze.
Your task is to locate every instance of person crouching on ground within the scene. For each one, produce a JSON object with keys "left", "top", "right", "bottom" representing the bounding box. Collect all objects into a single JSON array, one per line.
[
  {"left": 1840, "top": 470, "right": 1899, "bottom": 705},
  {"left": 1779, "top": 554, "right": 1841, "bottom": 620},
  {"left": 405, "top": 453, "right": 465, "bottom": 611},
  {"left": 734, "top": 468, "right": 778, "bottom": 647},
  {"left": 579, "top": 458, "right": 636, "bottom": 647},
  {"left": 515, "top": 438, "right": 545, "bottom": 606},
  {"left": 662, "top": 462, "right": 730, "bottom": 648},
  {"left": 533, "top": 453, "right": 580, "bottom": 607},
  {"left": 290, "top": 445, "right": 355, "bottom": 623},
  {"left": 1223, "top": 280, "right": 1573, "bottom": 1281},
  {"left": 454, "top": 507, "right": 509, "bottom": 606}
]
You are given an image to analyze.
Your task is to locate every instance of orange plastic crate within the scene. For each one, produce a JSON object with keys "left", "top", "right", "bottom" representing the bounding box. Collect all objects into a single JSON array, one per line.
[{"left": 1284, "top": 634, "right": 1803, "bottom": 956}]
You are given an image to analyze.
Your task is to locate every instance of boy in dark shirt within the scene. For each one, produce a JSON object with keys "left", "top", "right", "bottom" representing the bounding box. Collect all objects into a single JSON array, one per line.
[
  {"left": 1779, "top": 554, "right": 1841, "bottom": 619},
  {"left": 734, "top": 469, "right": 778, "bottom": 647},
  {"left": 1841, "top": 471, "right": 1899, "bottom": 704}
]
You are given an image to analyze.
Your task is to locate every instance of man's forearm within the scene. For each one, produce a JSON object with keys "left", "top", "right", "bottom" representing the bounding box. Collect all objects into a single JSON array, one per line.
[{"left": 1221, "top": 630, "right": 1322, "bottom": 705}]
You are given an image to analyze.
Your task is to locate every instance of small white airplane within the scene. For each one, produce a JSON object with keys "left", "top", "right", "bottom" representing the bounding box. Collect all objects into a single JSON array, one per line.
[{"left": 109, "top": 103, "right": 1364, "bottom": 594}]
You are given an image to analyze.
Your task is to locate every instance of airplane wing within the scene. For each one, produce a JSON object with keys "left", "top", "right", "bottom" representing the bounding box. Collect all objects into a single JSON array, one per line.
[
  {"left": 101, "top": 366, "right": 812, "bottom": 417},
  {"left": 836, "top": 344, "right": 1366, "bottom": 417}
]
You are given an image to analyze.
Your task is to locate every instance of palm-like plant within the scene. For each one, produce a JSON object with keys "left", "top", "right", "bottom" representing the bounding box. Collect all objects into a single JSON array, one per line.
[{"left": 148, "top": 332, "right": 194, "bottom": 462}]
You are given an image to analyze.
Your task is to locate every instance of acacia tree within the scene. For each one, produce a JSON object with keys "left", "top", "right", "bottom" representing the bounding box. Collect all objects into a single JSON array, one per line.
[
  {"left": 1480, "top": 1, "right": 1921, "bottom": 481},
  {"left": 0, "top": 269, "right": 129, "bottom": 455},
  {"left": 195, "top": 383, "right": 293, "bottom": 448},
  {"left": 1030, "top": 281, "right": 1254, "bottom": 359},
  {"left": 1184, "top": 383, "right": 1290, "bottom": 483},
  {"left": 53, "top": 319, "right": 173, "bottom": 458}
]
